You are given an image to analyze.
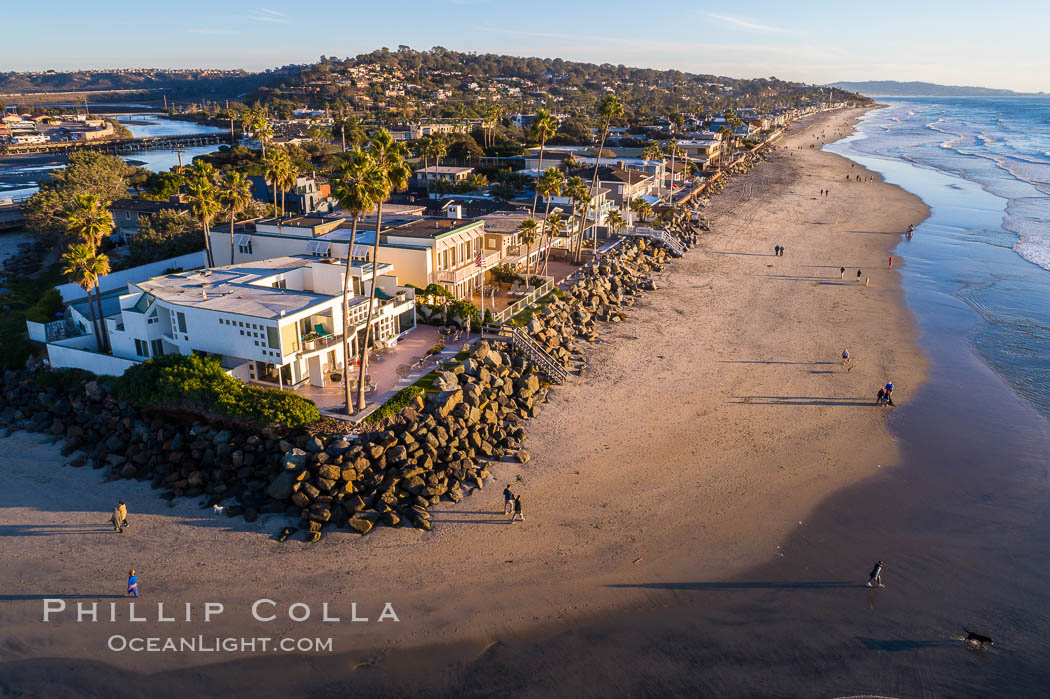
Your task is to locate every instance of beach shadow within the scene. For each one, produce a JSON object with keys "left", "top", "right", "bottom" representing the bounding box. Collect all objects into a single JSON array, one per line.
[
  {"left": 856, "top": 637, "right": 958, "bottom": 652},
  {"left": 712, "top": 251, "right": 776, "bottom": 257},
  {"left": 718, "top": 360, "right": 836, "bottom": 366},
  {"left": 847, "top": 230, "right": 897, "bottom": 235},
  {"left": 763, "top": 274, "right": 848, "bottom": 283},
  {"left": 809, "top": 370, "right": 837, "bottom": 375},
  {"left": 731, "top": 395, "right": 875, "bottom": 407},
  {"left": 0, "top": 524, "right": 116, "bottom": 537},
  {"left": 0, "top": 593, "right": 126, "bottom": 601},
  {"left": 428, "top": 518, "right": 512, "bottom": 525},
  {"left": 607, "top": 581, "right": 862, "bottom": 591}
]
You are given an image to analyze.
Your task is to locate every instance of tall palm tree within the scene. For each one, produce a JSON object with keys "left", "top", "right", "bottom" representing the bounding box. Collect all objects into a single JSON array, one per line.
[
  {"left": 330, "top": 148, "right": 385, "bottom": 414},
  {"left": 66, "top": 193, "right": 114, "bottom": 352},
  {"left": 262, "top": 149, "right": 284, "bottom": 217},
  {"left": 276, "top": 153, "right": 298, "bottom": 216},
  {"left": 529, "top": 109, "right": 557, "bottom": 215},
  {"left": 535, "top": 167, "right": 565, "bottom": 276},
  {"left": 218, "top": 170, "right": 252, "bottom": 265},
  {"left": 666, "top": 138, "right": 681, "bottom": 206},
  {"left": 517, "top": 217, "right": 539, "bottom": 278},
  {"left": 356, "top": 129, "right": 412, "bottom": 412},
  {"left": 186, "top": 175, "right": 220, "bottom": 268},
  {"left": 562, "top": 175, "right": 587, "bottom": 263},
  {"left": 581, "top": 93, "right": 623, "bottom": 257},
  {"left": 61, "top": 243, "right": 110, "bottom": 352}
]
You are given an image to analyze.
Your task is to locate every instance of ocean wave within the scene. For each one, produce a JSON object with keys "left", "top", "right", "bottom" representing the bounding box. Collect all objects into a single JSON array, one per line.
[{"left": 1005, "top": 198, "right": 1050, "bottom": 271}]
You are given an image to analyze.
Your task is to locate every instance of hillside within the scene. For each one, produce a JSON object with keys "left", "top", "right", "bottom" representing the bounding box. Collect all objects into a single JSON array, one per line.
[
  {"left": 828, "top": 80, "right": 1042, "bottom": 97},
  {"left": 251, "top": 47, "right": 870, "bottom": 120}
]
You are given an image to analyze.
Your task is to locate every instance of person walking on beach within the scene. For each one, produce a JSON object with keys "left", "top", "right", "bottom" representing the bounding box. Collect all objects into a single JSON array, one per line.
[
  {"left": 857, "top": 269, "right": 862, "bottom": 283},
  {"left": 512, "top": 495, "right": 524, "bottom": 523},
  {"left": 867, "top": 560, "right": 884, "bottom": 587},
  {"left": 841, "top": 348, "right": 853, "bottom": 371},
  {"left": 503, "top": 484, "right": 515, "bottom": 516},
  {"left": 840, "top": 266, "right": 846, "bottom": 280},
  {"left": 117, "top": 501, "right": 128, "bottom": 529},
  {"left": 127, "top": 569, "right": 140, "bottom": 597},
  {"left": 779, "top": 245, "right": 785, "bottom": 257},
  {"left": 888, "top": 256, "right": 894, "bottom": 268},
  {"left": 111, "top": 506, "right": 124, "bottom": 533},
  {"left": 774, "top": 245, "right": 780, "bottom": 256}
]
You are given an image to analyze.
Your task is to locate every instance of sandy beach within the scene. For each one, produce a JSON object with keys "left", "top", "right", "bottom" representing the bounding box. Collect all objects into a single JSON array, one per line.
[{"left": 0, "top": 108, "right": 935, "bottom": 694}]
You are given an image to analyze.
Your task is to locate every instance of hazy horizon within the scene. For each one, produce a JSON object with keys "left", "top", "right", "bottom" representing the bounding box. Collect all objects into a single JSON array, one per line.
[{"left": 4, "top": 0, "right": 1048, "bottom": 93}]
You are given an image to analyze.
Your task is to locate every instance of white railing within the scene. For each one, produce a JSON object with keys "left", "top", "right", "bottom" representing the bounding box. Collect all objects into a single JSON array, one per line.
[{"left": 490, "top": 278, "right": 554, "bottom": 325}]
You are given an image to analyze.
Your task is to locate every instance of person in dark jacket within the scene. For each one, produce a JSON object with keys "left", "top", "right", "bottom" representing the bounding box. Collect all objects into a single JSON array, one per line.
[
  {"left": 503, "top": 485, "right": 515, "bottom": 516},
  {"left": 512, "top": 496, "right": 524, "bottom": 523}
]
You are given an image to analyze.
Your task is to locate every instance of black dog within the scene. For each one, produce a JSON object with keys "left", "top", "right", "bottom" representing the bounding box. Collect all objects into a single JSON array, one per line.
[{"left": 964, "top": 629, "right": 995, "bottom": 647}]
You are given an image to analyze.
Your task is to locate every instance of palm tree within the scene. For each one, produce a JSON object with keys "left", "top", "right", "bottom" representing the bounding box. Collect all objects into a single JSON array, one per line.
[
  {"left": 356, "top": 129, "right": 412, "bottom": 412},
  {"left": 252, "top": 112, "right": 273, "bottom": 158},
  {"left": 529, "top": 109, "right": 557, "bottom": 216},
  {"left": 562, "top": 175, "right": 587, "bottom": 263},
  {"left": 262, "top": 149, "right": 284, "bottom": 217},
  {"left": 186, "top": 175, "right": 220, "bottom": 268},
  {"left": 66, "top": 193, "right": 114, "bottom": 352},
  {"left": 666, "top": 138, "right": 681, "bottom": 205},
  {"left": 218, "top": 170, "right": 252, "bottom": 265},
  {"left": 419, "top": 135, "right": 446, "bottom": 197},
  {"left": 517, "top": 217, "right": 539, "bottom": 278},
  {"left": 604, "top": 209, "right": 625, "bottom": 238},
  {"left": 330, "top": 148, "right": 385, "bottom": 414},
  {"left": 276, "top": 153, "right": 298, "bottom": 216},
  {"left": 581, "top": 93, "right": 623, "bottom": 257},
  {"left": 535, "top": 168, "right": 565, "bottom": 276},
  {"left": 642, "top": 140, "right": 662, "bottom": 162},
  {"left": 61, "top": 243, "right": 110, "bottom": 352},
  {"left": 630, "top": 197, "right": 653, "bottom": 225}
]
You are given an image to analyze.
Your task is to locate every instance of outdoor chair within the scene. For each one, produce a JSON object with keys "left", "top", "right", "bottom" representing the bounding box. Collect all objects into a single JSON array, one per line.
[{"left": 313, "top": 323, "right": 332, "bottom": 339}]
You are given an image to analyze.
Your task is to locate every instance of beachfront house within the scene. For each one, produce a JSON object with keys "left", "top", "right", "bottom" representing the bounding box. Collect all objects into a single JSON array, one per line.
[
  {"left": 39, "top": 255, "right": 417, "bottom": 390},
  {"left": 210, "top": 215, "right": 495, "bottom": 301}
]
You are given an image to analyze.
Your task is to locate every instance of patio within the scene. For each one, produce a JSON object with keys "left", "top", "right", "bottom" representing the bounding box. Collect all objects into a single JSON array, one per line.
[{"left": 296, "top": 324, "right": 481, "bottom": 421}]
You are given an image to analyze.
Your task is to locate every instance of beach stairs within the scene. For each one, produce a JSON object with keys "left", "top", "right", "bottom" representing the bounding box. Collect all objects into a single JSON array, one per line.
[
  {"left": 650, "top": 228, "right": 686, "bottom": 257},
  {"left": 504, "top": 326, "right": 568, "bottom": 384}
]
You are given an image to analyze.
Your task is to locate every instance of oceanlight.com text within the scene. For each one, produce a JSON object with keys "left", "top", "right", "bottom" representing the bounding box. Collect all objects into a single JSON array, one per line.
[{"left": 107, "top": 635, "right": 334, "bottom": 653}]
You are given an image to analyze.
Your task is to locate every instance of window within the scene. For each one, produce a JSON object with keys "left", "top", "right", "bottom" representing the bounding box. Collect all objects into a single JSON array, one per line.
[
  {"left": 134, "top": 339, "right": 149, "bottom": 357},
  {"left": 238, "top": 241, "right": 253, "bottom": 254},
  {"left": 176, "top": 312, "right": 187, "bottom": 334},
  {"left": 150, "top": 339, "right": 164, "bottom": 357},
  {"left": 266, "top": 326, "right": 280, "bottom": 350},
  {"left": 272, "top": 279, "right": 287, "bottom": 289}
]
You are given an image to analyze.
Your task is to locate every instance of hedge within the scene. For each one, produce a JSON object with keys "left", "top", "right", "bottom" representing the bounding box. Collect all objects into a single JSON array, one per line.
[
  {"left": 363, "top": 385, "right": 425, "bottom": 424},
  {"left": 116, "top": 353, "right": 320, "bottom": 428}
]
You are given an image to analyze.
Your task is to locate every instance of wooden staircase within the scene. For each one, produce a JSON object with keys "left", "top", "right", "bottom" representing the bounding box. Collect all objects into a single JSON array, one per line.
[{"left": 505, "top": 326, "right": 568, "bottom": 384}]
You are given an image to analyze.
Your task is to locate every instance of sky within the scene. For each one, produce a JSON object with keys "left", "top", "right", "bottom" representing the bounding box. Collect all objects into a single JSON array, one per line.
[{"left": 4, "top": 0, "right": 1049, "bottom": 92}]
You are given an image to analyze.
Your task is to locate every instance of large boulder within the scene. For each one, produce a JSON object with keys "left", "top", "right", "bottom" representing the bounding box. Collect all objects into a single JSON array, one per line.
[{"left": 266, "top": 470, "right": 297, "bottom": 500}]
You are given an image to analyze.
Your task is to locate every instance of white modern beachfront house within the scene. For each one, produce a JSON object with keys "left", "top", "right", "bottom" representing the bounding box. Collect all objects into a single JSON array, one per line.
[{"left": 41, "top": 255, "right": 417, "bottom": 390}]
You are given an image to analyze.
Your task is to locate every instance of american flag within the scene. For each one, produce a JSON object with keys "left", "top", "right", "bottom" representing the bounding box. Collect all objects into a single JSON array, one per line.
[{"left": 475, "top": 249, "right": 486, "bottom": 269}]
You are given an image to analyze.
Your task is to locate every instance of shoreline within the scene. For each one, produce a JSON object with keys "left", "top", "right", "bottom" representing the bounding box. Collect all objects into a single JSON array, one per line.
[{"left": 0, "top": 107, "right": 935, "bottom": 691}]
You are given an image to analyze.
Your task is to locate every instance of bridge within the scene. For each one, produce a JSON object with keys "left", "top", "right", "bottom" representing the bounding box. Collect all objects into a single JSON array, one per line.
[{"left": 0, "top": 132, "right": 231, "bottom": 156}]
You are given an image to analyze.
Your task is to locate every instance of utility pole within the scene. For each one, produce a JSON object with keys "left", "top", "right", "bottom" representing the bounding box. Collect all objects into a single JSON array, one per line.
[
  {"left": 174, "top": 144, "right": 185, "bottom": 172},
  {"left": 341, "top": 124, "right": 346, "bottom": 152},
  {"left": 163, "top": 94, "right": 168, "bottom": 111}
]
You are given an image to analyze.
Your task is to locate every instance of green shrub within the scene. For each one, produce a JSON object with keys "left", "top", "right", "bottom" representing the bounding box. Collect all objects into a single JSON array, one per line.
[
  {"left": 25, "top": 288, "right": 66, "bottom": 324},
  {"left": 363, "top": 384, "right": 425, "bottom": 424},
  {"left": 116, "top": 353, "right": 319, "bottom": 428}
]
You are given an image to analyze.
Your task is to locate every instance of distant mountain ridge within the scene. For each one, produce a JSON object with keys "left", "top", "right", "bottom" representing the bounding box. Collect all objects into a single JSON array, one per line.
[{"left": 827, "top": 80, "right": 1045, "bottom": 97}]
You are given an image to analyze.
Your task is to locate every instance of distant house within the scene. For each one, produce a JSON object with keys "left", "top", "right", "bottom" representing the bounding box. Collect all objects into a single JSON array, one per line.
[
  {"left": 413, "top": 166, "right": 474, "bottom": 186},
  {"left": 109, "top": 198, "right": 190, "bottom": 242},
  {"left": 248, "top": 175, "right": 334, "bottom": 215},
  {"left": 11, "top": 131, "right": 48, "bottom": 144}
]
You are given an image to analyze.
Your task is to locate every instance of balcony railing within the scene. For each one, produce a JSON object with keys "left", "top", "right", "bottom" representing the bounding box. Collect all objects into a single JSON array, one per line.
[{"left": 437, "top": 251, "right": 501, "bottom": 284}]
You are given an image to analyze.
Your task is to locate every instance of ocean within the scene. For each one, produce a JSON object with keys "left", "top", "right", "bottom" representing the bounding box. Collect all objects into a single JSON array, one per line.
[{"left": 827, "top": 96, "right": 1050, "bottom": 420}]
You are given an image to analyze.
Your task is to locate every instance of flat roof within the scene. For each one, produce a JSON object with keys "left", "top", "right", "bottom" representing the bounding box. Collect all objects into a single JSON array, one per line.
[
  {"left": 134, "top": 256, "right": 347, "bottom": 320},
  {"left": 384, "top": 218, "right": 482, "bottom": 240}
]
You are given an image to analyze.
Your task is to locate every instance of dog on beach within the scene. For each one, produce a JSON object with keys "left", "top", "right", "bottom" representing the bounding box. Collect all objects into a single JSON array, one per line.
[
  {"left": 963, "top": 629, "right": 995, "bottom": 648},
  {"left": 213, "top": 504, "right": 224, "bottom": 515}
]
